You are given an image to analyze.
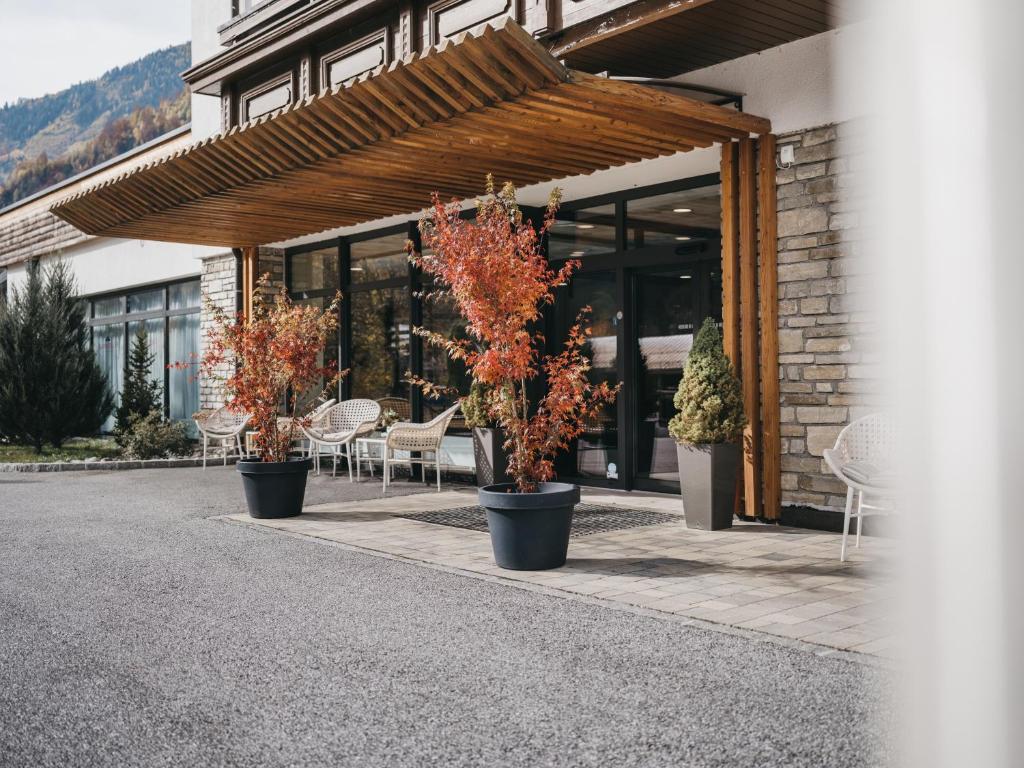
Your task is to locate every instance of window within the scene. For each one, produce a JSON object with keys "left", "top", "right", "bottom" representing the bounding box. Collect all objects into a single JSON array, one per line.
[
  {"left": 350, "top": 232, "right": 410, "bottom": 284},
  {"left": 0, "top": 267, "right": 6, "bottom": 304},
  {"left": 627, "top": 186, "right": 722, "bottom": 248},
  {"left": 289, "top": 247, "right": 340, "bottom": 295},
  {"left": 321, "top": 31, "right": 389, "bottom": 88},
  {"left": 88, "top": 279, "right": 201, "bottom": 434},
  {"left": 547, "top": 204, "right": 617, "bottom": 261}
]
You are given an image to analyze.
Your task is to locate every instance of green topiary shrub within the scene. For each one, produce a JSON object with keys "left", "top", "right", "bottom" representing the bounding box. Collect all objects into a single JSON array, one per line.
[
  {"left": 668, "top": 318, "right": 746, "bottom": 444},
  {"left": 114, "top": 327, "right": 163, "bottom": 442},
  {"left": 118, "top": 412, "right": 191, "bottom": 460}
]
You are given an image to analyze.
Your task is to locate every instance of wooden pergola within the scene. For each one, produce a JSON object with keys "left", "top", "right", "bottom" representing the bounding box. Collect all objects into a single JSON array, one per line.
[{"left": 50, "top": 18, "right": 781, "bottom": 520}]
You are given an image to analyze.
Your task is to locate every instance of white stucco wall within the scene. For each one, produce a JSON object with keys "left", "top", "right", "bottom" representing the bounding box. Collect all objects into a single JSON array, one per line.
[
  {"left": 190, "top": 0, "right": 234, "bottom": 140},
  {"left": 5, "top": 237, "right": 223, "bottom": 298}
]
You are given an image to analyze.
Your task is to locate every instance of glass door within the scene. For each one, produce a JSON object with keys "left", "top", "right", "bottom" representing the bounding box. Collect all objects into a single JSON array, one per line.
[
  {"left": 632, "top": 266, "right": 698, "bottom": 492},
  {"left": 554, "top": 269, "right": 621, "bottom": 485}
]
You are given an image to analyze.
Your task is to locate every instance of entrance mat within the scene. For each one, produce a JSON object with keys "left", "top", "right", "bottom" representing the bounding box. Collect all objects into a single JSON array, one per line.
[{"left": 397, "top": 503, "right": 680, "bottom": 538}]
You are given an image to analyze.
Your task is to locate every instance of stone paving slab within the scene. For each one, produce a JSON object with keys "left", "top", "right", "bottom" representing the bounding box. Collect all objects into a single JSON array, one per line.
[{"left": 225, "top": 486, "right": 896, "bottom": 658}]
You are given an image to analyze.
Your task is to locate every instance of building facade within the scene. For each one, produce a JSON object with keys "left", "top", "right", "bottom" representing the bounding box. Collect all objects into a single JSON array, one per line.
[{"left": 2, "top": 0, "right": 872, "bottom": 528}]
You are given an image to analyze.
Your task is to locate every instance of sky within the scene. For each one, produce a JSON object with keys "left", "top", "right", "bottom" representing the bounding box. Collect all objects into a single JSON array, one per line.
[{"left": 0, "top": 1, "right": 191, "bottom": 105}]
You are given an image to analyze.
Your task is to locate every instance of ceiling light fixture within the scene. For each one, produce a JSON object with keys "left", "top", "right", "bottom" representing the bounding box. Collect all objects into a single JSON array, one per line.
[
  {"left": 576, "top": 223, "right": 595, "bottom": 230},
  {"left": 673, "top": 207, "right": 692, "bottom": 213},
  {"left": 570, "top": 251, "right": 585, "bottom": 257},
  {"left": 675, "top": 236, "right": 691, "bottom": 241}
]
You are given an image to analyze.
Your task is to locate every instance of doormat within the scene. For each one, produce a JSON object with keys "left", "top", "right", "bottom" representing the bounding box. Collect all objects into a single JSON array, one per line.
[{"left": 397, "top": 503, "right": 680, "bottom": 538}]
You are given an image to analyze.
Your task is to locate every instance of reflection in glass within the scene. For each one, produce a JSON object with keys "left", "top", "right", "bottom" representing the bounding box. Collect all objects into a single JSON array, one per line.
[
  {"left": 168, "top": 281, "right": 201, "bottom": 310},
  {"left": 635, "top": 269, "right": 696, "bottom": 485},
  {"left": 627, "top": 185, "right": 722, "bottom": 248},
  {"left": 127, "top": 319, "right": 165, "bottom": 395},
  {"left": 93, "top": 323, "right": 125, "bottom": 432},
  {"left": 169, "top": 314, "right": 200, "bottom": 436},
  {"left": 565, "top": 271, "right": 619, "bottom": 480},
  {"left": 127, "top": 289, "right": 164, "bottom": 314},
  {"left": 420, "top": 285, "right": 471, "bottom": 422},
  {"left": 289, "top": 248, "right": 340, "bottom": 294},
  {"left": 93, "top": 297, "right": 122, "bottom": 318},
  {"left": 350, "top": 233, "right": 410, "bottom": 283},
  {"left": 547, "top": 204, "right": 616, "bottom": 261},
  {"left": 294, "top": 296, "right": 340, "bottom": 410},
  {"left": 350, "top": 288, "right": 410, "bottom": 408}
]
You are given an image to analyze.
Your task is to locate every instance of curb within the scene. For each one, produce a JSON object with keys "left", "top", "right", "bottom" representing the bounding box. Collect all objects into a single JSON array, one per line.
[{"left": 0, "top": 456, "right": 239, "bottom": 473}]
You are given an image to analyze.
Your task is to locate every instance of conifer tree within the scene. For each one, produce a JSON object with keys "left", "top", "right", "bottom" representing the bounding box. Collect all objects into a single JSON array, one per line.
[
  {"left": 114, "top": 327, "right": 163, "bottom": 437},
  {"left": 0, "top": 261, "right": 114, "bottom": 451}
]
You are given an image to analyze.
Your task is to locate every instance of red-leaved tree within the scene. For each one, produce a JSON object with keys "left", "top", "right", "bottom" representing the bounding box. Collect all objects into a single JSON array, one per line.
[
  {"left": 200, "top": 275, "right": 342, "bottom": 462},
  {"left": 411, "top": 178, "right": 619, "bottom": 492}
]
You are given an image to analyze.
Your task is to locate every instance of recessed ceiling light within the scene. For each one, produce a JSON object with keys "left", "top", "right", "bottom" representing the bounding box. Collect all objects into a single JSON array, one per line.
[
  {"left": 350, "top": 266, "right": 365, "bottom": 272},
  {"left": 570, "top": 251, "right": 585, "bottom": 257},
  {"left": 673, "top": 207, "right": 692, "bottom": 213},
  {"left": 576, "top": 223, "right": 595, "bottom": 230},
  {"left": 675, "top": 236, "right": 691, "bottom": 241},
  {"left": 679, "top": 275, "right": 692, "bottom": 279}
]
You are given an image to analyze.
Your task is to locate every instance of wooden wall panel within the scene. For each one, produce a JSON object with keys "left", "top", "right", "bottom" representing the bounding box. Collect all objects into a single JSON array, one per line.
[
  {"left": 757, "top": 133, "right": 780, "bottom": 521},
  {"left": 738, "top": 137, "right": 761, "bottom": 519},
  {"left": 241, "top": 246, "right": 258, "bottom": 320},
  {"left": 720, "top": 141, "right": 740, "bottom": 368}
]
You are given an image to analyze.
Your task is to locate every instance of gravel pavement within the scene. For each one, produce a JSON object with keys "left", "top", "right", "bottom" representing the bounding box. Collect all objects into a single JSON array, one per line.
[{"left": 0, "top": 468, "right": 894, "bottom": 767}]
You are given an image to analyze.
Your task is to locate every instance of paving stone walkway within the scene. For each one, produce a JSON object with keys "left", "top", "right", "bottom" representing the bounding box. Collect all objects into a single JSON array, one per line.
[{"left": 226, "top": 487, "right": 896, "bottom": 658}]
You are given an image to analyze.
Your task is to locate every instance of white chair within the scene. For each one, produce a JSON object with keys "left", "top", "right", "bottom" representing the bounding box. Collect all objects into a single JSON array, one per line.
[
  {"left": 382, "top": 403, "right": 461, "bottom": 493},
  {"left": 302, "top": 399, "right": 381, "bottom": 479},
  {"left": 823, "top": 413, "right": 898, "bottom": 561},
  {"left": 195, "top": 405, "right": 250, "bottom": 469}
]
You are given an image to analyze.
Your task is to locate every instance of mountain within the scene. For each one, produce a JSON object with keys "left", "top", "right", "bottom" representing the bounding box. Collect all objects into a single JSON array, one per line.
[{"left": 0, "top": 43, "right": 191, "bottom": 200}]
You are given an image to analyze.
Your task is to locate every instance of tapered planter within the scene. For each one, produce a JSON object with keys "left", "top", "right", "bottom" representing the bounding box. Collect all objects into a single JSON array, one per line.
[
  {"left": 237, "top": 457, "right": 312, "bottom": 519},
  {"left": 677, "top": 443, "right": 741, "bottom": 530},
  {"left": 479, "top": 482, "right": 580, "bottom": 570},
  {"left": 472, "top": 427, "right": 511, "bottom": 487}
]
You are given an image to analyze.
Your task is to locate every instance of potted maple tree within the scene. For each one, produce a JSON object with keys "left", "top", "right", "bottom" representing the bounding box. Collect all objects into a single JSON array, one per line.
[
  {"left": 668, "top": 318, "right": 746, "bottom": 530},
  {"left": 200, "top": 275, "right": 341, "bottom": 519},
  {"left": 462, "top": 381, "right": 511, "bottom": 487},
  {"left": 412, "top": 178, "right": 618, "bottom": 570}
]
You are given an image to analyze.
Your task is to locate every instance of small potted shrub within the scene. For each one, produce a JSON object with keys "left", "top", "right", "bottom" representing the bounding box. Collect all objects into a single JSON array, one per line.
[
  {"left": 462, "top": 381, "right": 511, "bottom": 487},
  {"left": 668, "top": 318, "right": 746, "bottom": 530},
  {"left": 200, "top": 275, "right": 340, "bottom": 519},
  {"left": 412, "top": 178, "right": 618, "bottom": 570}
]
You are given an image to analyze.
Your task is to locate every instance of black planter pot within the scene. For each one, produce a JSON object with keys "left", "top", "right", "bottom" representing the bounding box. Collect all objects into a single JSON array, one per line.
[
  {"left": 479, "top": 482, "right": 580, "bottom": 570},
  {"left": 472, "top": 427, "right": 511, "bottom": 487},
  {"left": 237, "top": 457, "right": 312, "bottom": 519},
  {"left": 676, "top": 443, "right": 741, "bottom": 530}
]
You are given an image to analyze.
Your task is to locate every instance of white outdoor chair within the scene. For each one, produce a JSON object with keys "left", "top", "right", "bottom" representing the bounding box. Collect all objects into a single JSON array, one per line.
[
  {"left": 382, "top": 402, "right": 461, "bottom": 493},
  {"left": 195, "top": 405, "right": 251, "bottom": 469},
  {"left": 302, "top": 399, "right": 380, "bottom": 479},
  {"left": 823, "top": 413, "right": 898, "bottom": 561}
]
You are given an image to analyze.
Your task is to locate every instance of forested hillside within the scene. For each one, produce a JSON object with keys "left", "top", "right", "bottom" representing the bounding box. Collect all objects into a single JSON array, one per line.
[{"left": 0, "top": 43, "right": 190, "bottom": 207}]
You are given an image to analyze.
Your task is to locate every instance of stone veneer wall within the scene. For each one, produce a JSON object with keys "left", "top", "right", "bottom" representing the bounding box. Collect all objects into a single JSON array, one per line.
[
  {"left": 774, "top": 122, "right": 877, "bottom": 513},
  {"left": 198, "top": 247, "right": 286, "bottom": 410}
]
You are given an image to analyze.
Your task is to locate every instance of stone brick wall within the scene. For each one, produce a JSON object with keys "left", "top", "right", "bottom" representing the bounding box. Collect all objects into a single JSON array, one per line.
[
  {"left": 199, "top": 251, "right": 237, "bottom": 410},
  {"left": 774, "top": 122, "right": 877, "bottom": 512}
]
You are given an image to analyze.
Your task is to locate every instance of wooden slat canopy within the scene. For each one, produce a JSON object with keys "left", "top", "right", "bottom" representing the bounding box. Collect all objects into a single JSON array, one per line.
[{"left": 50, "top": 19, "right": 769, "bottom": 248}]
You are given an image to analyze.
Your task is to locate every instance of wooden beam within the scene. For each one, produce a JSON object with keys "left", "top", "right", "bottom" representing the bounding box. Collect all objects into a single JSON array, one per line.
[
  {"left": 757, "top": 133, "right": 781, "bottom": 521},
  {"left": 241, "top": 246, "right": 258, "bottom": 321},
  {"left": 720, "top": 141, "right": 740, "bottom": 368},
  {"left": 738, "top": 137, "right": 761, "bottom": 519},
  {"left": 550, "top": 0, "right": 717, "bottom": 59}
]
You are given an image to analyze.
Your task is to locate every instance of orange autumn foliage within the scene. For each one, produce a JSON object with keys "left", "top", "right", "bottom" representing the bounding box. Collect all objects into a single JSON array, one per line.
[
  {"left": 412, "top": 178, "right": 619, "bottom": 492},
  {"left": 200, "top": 275, "right": 342, "bottom": 462}
]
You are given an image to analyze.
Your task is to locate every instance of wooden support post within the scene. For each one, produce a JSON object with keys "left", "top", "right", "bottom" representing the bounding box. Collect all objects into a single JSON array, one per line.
[
  {"left": 241, "top": 246, "right": 258, "bottom": 321},
  {"left": 757, "top": 134, "right": 781, "bottom": 521},
  {"left": 738, "top": 138, "right": 762, "bottom": 519},
  {"left": 720, "top": 142, "right": 741, "bottom": 368}
]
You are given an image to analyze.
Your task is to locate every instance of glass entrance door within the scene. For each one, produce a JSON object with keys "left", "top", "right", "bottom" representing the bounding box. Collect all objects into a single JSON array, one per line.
[{"left": 632, "top": 267, "right": 698, "bottom": 492}]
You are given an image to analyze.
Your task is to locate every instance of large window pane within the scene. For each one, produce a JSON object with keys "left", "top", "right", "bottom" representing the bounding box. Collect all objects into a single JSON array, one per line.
[
  {"left": 294, "top": 296, "right": 340, "bottom": 411},
  {"left": 627, "top": 186, "right": 721, "bottom": 248},
  {"left": 127, "top": 289, "right": 164, "bottom": 314},
  {"left": 289, "top": 248, "right": 339, "bottom": 294},
  {"left": 168, "top": 314, "right": 200, "bottom": 436},
  {"left": 547, "top": 204, "right": 616, "bottom": 260},
  {"left": 168, "top": 281, "right": 201, "bottom": 310},
  {"left": 93, "top": 323, "right": 125, "bottom": 432},
  {"left": 420, "top": 286, "right": 470, "bottom": 422},
  {"left": 350, "top": 233, "right": 410, "bottom": 284},
  {"left": 350, "top": 287, "right": 410, "bottom": 409},
  {"left": 127, "top": 318, "right": 166, "bottom": 400},
  {"left": 93, "top": 297, "right": 122, "bottom": 318}
]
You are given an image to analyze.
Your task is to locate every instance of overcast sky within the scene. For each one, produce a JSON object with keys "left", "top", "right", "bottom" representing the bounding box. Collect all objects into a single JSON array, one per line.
[{"left": 0, "top": 1, "right": 191, "bottom": 105}]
